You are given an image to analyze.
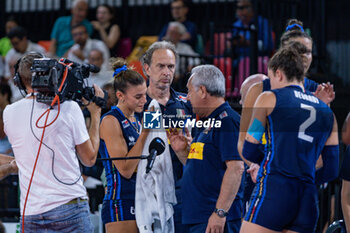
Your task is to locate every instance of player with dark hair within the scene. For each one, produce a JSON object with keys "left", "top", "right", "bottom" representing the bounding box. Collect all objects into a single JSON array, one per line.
[
  {"left": 99, "top": 57, "right": 149, "bottom": 233},
  {"left": 238, "top": 18, "right": 335, "bottom": 177},
  {"left": 240, "top": 46, "right": 339, "bottom": 233}
]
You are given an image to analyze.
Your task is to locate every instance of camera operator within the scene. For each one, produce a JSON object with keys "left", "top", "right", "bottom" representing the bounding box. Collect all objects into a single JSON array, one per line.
[{"left": 3, "top": 52, "right": 103, "bottom": 232}]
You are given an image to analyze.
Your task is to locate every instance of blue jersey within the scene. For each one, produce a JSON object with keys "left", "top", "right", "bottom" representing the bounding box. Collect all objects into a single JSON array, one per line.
[
  {"left": 182, "top": 102, "right": 244, "bottom": 224},
  {"left": 99, "top": 106, "right": 141, "bottom": 201},
  {"left": 262, "top": 77, "right": 318, "bottom": 92},
  {"left": 259, "top": 85, "right": 333, "bottom": 183}
]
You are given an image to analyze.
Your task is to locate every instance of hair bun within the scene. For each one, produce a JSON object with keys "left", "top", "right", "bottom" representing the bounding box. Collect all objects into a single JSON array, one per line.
[
  {"left": 285, "top": 19, "right": 304, "bottom": 32},
  {"left": 111, "top": 57, "right": 127, "bottom": 70}
]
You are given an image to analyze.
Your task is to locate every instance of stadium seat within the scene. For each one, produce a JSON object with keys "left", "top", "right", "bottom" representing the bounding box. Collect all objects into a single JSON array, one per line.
[
  {"left": 38, "top": 40, "right": 51, "bottom": 52},
  {"left": 115, "top": 37, "right": 133, "bottom": 59}
]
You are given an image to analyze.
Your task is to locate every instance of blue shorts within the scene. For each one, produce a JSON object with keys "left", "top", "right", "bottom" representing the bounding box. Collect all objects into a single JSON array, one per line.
[
  {"left": 245, "top": 174, "right": 318, "bottom": 233},
  {"left": 102, "top": 199, "right": 135, "bottom": 224},
  {"left": 243, "top": 168, "right": 255, "bottom": 215},
  {"left": 340, "top": 146, "right": 350, "bottom": 181},
  {"left": 20, "top": 199, "right": 93, "bottom": 233}
]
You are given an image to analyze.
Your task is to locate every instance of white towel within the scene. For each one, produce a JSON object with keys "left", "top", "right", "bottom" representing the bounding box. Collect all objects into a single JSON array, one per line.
[{"left": 135, "top": 100, "right": 177, "bottom": 233}]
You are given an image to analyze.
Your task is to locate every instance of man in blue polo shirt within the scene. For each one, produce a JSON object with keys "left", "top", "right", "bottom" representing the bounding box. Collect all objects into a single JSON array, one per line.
[
  {"left": 141, "top": 41, "right": 193, "bottom": 233},
  {"left": 49, "top": 0, "right": 93, "bottom": 57},
  {"left": 168, "top": 64, "right": 244, "bottom": 233},
  {"left": 158, "top": 0, "right": 198, "bottom": 50}
]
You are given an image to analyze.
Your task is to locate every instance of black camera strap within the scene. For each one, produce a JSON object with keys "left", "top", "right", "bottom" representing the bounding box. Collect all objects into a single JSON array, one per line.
[{"left": 92, "top": 91, "right": 108, "bottom": 109}]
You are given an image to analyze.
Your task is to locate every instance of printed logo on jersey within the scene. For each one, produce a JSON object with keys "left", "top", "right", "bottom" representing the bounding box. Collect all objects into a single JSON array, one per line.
[
  {"left": 122, "top": 119, "right": 130, "bottom": 128},
  {"left": 261, "top": 133, "right": 267, "bottom": 145},
  {"left": 176, "top": 95, "right": 187, "bottom": 102},
  {"left": 219, "top": 111, "right": 228, "bottom": 119},
  {"left": 176, "top": 108, "right": 186, "bottom": 118},
  {"left": 128, "top": 136, "right": 136, "bottom": 146},
  {"left": 188, "top": 142, "right": 204, "bottom": 160}
]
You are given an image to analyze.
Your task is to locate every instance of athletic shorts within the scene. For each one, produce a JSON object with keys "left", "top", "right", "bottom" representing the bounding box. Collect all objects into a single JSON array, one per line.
[
  {"left": 101, "top": 199, "right": 135, "bottom": 225},
  {"left": 245, "top": 174, "right": 318, "bottom": 233},
  {"left": 340, "top": 146, "right": 350, "bottom": 181}
]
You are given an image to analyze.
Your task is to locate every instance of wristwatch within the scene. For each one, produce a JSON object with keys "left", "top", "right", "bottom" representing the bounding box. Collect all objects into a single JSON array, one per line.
[{"left": 214, "top": 208, "right": 228, "bottom": 218}]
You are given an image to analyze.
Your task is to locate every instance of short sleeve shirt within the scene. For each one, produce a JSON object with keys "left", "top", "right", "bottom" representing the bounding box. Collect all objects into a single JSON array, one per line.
[
  {"left": 50, "top": 16, "right": 93, "bottom": 57},
  {"left": 181, "top": 102, "right": 244, "bottom": 224}
]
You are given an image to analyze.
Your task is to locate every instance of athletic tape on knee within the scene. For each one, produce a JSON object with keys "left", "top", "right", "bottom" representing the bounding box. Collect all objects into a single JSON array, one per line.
[{"left": 247, "top": 118, "right": 265, "bottom": 141}]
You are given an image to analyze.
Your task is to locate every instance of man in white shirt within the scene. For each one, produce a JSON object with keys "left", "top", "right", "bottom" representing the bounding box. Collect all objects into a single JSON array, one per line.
[
  {"left": 67, "top": 24, "right": 110, "bottom": 71},
  {"left": 164, "top": 22, "right": 200, "bottom": 91},
  {"left": 3, "top": 53, "right": 103, "bottom": 232},
  {"left": 7, "top": 53, "right": 25, "bottom": 102},
  {"left": 87, "top": 48, "right": 113, "bottom": 88},
  {"left": 4, "top": 26, "right": 46, "bottom": 80},
  {"left": 164, "top": 21, "right": 199, "bottom": 66}
]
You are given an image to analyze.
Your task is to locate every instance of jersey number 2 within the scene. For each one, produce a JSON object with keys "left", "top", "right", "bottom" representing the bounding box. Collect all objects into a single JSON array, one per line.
[{"left": 298, "top": 103, "right": 316, "bottom": 143}]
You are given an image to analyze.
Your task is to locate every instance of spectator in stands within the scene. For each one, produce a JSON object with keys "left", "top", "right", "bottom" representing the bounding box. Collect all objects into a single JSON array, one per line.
[
  {"left": 7, "top": 53, "right": 24, "bottom": 102},
  {"left": 102, "top": 83, "right": 116, "bottom": 113},
  {"left": 0, "top": 16, "right": 18, "bottom": 58},
  {"left": 232, "top": 0, "right": 274, "bottom": 57},
  {"left": 341, "top": 112, "right": 350, "bottom": 233},
  {"left": 0, "top": 16, "right": 18, "bottom": 79},
  {"left": 91, "top": 4, "right": 121, "bottom": 57},
  {"left": 49, "top": 0, "right": 93, "bottom": 58},
  {"left": 4, "top": 26, "right": 45, "bottom": 81},
  {"left": 159, "top": 0, "right": 198, "bottom": 49},
  {"left": 67, "top": 24, "right": 110, "bottom": 70},
  {"left": 164, "top": 22, "right": 198, "bottom": 58},
  {"left": 87, "top": 49, "right": 113, "bottom": 88},
  {"left": 0, "top": 83, "right": 11, "bottom": 110},
  {"left": 163, "top": 22, "right": 199, "bottom": 91},
  {"left": 0, "top": 83, "right": 12, "bottom": 155}
]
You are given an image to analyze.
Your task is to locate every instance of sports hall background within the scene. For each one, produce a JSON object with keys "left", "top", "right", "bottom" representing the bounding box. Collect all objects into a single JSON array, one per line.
[{"left": 0, "top": 0, "right": 349, "bottom": 232}]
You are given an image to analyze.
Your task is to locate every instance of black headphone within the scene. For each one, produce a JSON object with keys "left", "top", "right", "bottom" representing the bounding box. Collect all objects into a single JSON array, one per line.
[
  {"left": 13, "top": 52, "right": 44, "bottom": 95},
  {"left": 14, "top": 57, "right": 27, "bottom": 94}
]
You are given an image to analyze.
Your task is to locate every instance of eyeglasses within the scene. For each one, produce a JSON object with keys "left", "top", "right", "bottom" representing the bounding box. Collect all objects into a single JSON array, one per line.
[{"left": 236, "top": 5, "right": 251, "bottom": 10}]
